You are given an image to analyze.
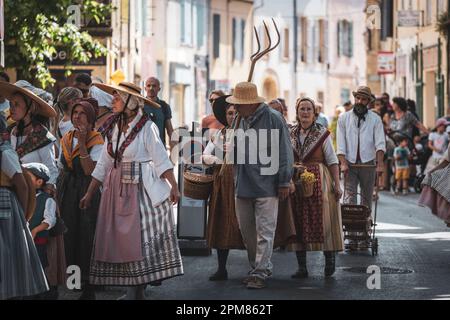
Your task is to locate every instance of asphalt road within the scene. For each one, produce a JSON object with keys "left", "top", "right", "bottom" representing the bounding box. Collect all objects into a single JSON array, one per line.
[{"left": 59, "top": 191, "right": 450, "bottom": 300}]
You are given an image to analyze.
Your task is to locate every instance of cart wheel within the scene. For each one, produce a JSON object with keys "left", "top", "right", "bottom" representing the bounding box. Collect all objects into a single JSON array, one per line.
[{"left": 371, "top": 238, "right": 378, "bottom": 256}]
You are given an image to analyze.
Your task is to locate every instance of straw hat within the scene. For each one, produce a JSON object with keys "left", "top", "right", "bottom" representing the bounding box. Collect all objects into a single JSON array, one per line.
[
  {"left": 93, "top": 81, "right": 160, "bottom": 108},
  {"left": 226, "top": 82, "right": 265, "bottom": 105},
  {"left": 0, "top": 82, "right": 57, "bottom": 118},
  {"left": 352, "top": 86, "right": 374, "bottom": 101}
]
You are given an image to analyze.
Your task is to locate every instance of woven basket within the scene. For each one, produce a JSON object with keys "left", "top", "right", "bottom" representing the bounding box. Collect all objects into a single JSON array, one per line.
[
  {"left": 183, "top": 171, "right": 214, "bottom": 200},
  {"left": 300, "top": 180, "right": 315, "bottom": 198}
]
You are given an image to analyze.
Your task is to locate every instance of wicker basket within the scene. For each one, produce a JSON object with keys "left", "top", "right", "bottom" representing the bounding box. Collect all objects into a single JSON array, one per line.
[
  {"left": 300, "top": 180, "right": 315, "bottom": 198},
  {"left": 183, "top": 171, "right": 214, "bottom": 200}
]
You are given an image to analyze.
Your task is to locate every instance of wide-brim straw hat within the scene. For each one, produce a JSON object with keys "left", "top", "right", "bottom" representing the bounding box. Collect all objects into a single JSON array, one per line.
[
  {"left": 213, "top": 95, "right": 232, "bottom": 127},
  {"left": 93, "top": 81, "right": 160, "bottom": 108},
  {"left": 0, "top": 82, "right": 57, "bottom": 118},
  {"left": 226, "top": 82, "right": 265, "bottom": 105},
  {"left": 352, "top": 86, "right": 374, "bottom": 102}
]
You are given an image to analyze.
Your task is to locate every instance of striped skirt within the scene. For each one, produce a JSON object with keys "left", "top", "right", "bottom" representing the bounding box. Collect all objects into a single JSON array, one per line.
[
  {"left": 89, "top": 165, "right": 183, "bottom": 286},
  {"left": 0, "top": 188, "right": 49, "bottom": 299}
]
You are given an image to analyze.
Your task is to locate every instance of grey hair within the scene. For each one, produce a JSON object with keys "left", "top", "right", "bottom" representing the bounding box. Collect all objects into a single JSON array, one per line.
[{"left": 57, "top": 87, "right": 83, "bottom": 112}]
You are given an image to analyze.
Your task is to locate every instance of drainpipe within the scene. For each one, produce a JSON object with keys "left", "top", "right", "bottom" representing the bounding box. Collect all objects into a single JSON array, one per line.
[
  {"left": 293, "top": 0, "right": 298, "bottom": 120},
  {"left": 447, "top": 0, "right": 450, "bottom": 106}
]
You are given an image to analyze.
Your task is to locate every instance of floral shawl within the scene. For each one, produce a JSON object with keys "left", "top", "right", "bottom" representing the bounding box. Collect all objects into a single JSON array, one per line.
[
  {"left": 12, "top": 124, "right": 56, "bottom": 159},
  {"left": 60, "top": 130, "right": 104, "bottom": 170}
]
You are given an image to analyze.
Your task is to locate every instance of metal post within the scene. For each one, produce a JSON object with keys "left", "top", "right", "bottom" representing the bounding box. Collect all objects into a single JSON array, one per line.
[
  {"left": 415, "top": 45, "right": 424, "bottom": 120},
  {"left": 438, "top": 38, "right": 443, "bottom": 118}
]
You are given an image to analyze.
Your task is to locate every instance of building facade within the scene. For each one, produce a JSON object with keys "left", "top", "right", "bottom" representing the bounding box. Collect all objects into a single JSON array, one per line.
[
  {"left": 327, "top": 0, "right": 367, "bottom": 114},
  {"left": 369, "top": 0, "right": 449, "bottom": 127}
]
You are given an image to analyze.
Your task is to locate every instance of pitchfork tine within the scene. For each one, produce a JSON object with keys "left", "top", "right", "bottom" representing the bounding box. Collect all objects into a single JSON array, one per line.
[
  {"left": 250, "top": 26, "right": 261, "bottom": 60},
  {"left": 247, "top": 19, "right": 281, "bottom": 82}
]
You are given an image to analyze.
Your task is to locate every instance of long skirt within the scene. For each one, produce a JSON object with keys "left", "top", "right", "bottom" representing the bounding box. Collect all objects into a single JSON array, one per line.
[
  {"left": 0, "top": 188, "right": 48, "bottom": 299},
  {"left": 288, "top": 164, "right": 344, "bottom": 252},
  {"left": 57, "top": 170, "right": 99, "bottom": 283},
  {"left": 207, "top": 165, "right": 244, "bottom": 250},
  {"left": 418, "top": 165, "right": 450, "bottom": 224},
  {"left": 45, "top": 235, "right": 67, "bottom": 287},
  {"left": 89, "top": 164, "right": 183, "bottom": 286}
]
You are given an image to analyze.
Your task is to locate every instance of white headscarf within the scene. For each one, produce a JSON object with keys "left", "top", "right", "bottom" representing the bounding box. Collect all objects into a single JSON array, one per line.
[
  {"left": 90, "top": 85, "right": 113, "bottom": 109},
  {"left": 118, "top": 91, "right": 143, "bottom": 111}
]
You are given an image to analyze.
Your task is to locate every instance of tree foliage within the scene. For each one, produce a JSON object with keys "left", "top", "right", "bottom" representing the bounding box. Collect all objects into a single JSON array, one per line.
[{"left": 4, "top": 0, "right": 114, "bottom": 88}]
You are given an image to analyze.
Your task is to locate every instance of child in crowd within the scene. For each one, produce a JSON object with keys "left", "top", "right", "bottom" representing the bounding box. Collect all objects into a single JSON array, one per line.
[
  {"left": 394, "top": 137, "right": 411, "bottom": 195},
  {"left": 23, "top": 163, "right": 57, "bottom": 298}
]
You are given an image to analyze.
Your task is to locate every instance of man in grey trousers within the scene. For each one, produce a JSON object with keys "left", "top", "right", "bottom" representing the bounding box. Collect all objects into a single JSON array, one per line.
[
  {"left": 226, "top": 82, "right": 294, "bottom": 289},
  {"left": 337, "top": 86, "right": 386, "bottom": 211}
]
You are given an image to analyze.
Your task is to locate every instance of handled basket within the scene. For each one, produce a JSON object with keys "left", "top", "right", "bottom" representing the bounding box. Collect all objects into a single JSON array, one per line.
[
  {"left": 300, "top": 180, "right": 315, "bottom": 198},
  {"left": 183, "top": 171, "right": 214, "bottom": 200}
]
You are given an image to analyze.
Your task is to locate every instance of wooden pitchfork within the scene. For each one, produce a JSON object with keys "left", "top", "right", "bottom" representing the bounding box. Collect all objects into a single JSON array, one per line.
[{"left": 247, "top": 18, "right": 281, "bottom": 82}]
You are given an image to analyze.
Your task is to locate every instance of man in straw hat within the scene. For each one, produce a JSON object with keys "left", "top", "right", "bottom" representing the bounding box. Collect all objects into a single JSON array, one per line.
[
  {"left": 337, "top": 85, "right": 386, "bottom": 213},
  {"left": 80, "top": 81, "right": 183, "bottom": 300},
  {"left": 226, "top": 82, "right": 294, "bottom": 289}
]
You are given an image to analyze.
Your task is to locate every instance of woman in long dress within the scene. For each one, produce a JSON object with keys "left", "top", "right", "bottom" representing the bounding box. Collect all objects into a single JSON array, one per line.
[
  {"left": 419, "top": 144, "right": 450, "bottom": 227},
  {"left": 80, "top": 82, "right": 183, "bottom": 300},
  {"left": 57, "top": 100, "right": 104, "bottom": 299},
  {"left": 0, "top": 114, "right": 49, "bottom": 300},
  {"left": 289, "top": 98, "right": 344, "bottom": 278},
  {"left": 0, "top": 82, "right": 64, "bottom": 298},
  {"left": 202, "top": 95, "right": 245, "bottom": 281}
]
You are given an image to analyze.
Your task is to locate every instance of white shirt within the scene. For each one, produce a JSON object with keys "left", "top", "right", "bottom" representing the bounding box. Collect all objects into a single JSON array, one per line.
[
  {"left": 40, "top": 195, "right": 57, "bottom": 230},
  {"left": 429, "top": 132, "right": 449, "bottom": 158},
  {"left": 92, "top": 109, "right": 173, "bottom": 207},
  {"left": 58, "top": 120, "right": 74, "bottom": 138},
  {"left": 337, "top": 110, "right": 386, "bottom": 164},
  {"left": 10, "top": 134, "right": 59, "bottom": 185},
  {"left": 1, "top": 147, "right": 22, "bottom": 178}
]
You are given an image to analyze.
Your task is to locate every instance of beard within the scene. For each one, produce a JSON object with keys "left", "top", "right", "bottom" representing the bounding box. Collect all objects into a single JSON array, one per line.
[{"left": 353, "top": 103, "right": 368, "bottom": 117}]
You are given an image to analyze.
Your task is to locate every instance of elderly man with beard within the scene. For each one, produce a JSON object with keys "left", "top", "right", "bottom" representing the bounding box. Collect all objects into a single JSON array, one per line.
[{"left": 337, "top": 86, "right": 386, "bottom": 212}]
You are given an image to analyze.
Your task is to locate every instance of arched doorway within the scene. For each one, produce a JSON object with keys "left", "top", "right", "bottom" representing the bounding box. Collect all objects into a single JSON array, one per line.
[{"left": 262, "top": 77, "right": 279, "bottom": 102}]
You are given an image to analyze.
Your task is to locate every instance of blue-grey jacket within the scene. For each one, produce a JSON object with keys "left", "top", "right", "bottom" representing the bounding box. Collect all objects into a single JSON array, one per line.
[{"left": 233, "top": 103, "right": 294, "bottom": 198}]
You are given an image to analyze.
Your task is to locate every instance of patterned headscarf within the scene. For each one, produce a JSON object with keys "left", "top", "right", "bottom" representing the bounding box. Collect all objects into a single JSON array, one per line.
[{"left": 57, "top": 87, "right": 83, "bottom": 113}]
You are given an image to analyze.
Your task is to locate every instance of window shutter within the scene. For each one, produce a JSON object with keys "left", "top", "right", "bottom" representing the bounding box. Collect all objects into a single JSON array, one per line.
[
  {"left": 240, "top": 20, "right": 245, "bottom": 62},
  {"left": 337, "top": 20, "right": 341, "bottom": 57},
  {"left": 307, "top": 19, "right": 313, "bottom": 64},
  {"left": 348, "top": 21, "right": 353, "bottom": 57},
  {"left": 232, "top": 18, "right": 237, "bottom": 61},
  {"left": 323, "top": 19, "right": 328, "bottom": 63},
  {"left": 213, "top": 14, "right": 221, "bottom": 58}
]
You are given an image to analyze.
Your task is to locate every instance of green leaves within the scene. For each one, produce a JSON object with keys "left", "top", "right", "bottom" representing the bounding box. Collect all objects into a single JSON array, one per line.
[
  {"left": 4, "top": 0, "right": 113, "bottom": 88},
  {"left": 436, "top": 11, "right": 450, "bottom": 37}
]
